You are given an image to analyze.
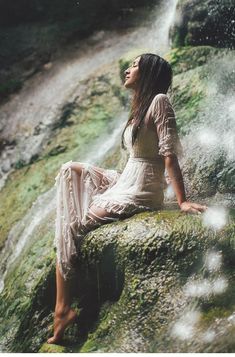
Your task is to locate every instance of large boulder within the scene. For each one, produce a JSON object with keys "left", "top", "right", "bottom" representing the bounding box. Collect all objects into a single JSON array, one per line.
[{"left": 0, "top": 210, "right": 235, "bottom": 352}]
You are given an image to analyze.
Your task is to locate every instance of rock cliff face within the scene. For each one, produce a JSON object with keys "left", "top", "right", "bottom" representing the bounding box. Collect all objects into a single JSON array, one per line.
[
  {"left": 170, "top": 0, "right": 235, "bottom": 49},
  {"left": 165, "top": 46, "right": 235, "bottom": 204},
  {"left": 0, "top": 0, "right": 235, "bottom": 353}
]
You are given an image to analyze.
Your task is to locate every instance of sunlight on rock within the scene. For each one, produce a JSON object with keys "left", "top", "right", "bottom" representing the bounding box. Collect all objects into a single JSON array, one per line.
[
  {"left": 197, "top": 128, "right": 218, "bottom": 147},
  {"left": 202, "top": 206, "right": 228, "bottom": 230},
  {"left": 204, "top": 250, "right": 222, "bottom": 272},
  {"left": 171, "top": 310, "right": 201, "bottom": 340}
]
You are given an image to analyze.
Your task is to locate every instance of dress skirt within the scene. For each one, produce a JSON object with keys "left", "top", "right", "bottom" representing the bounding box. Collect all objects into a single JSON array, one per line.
[{"left": 54, "top": 157, "right": 165, "bottom": 280}]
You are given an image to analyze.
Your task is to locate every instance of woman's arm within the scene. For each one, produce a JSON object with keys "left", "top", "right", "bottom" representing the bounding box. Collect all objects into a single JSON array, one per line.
[
  {"left": 151, "top": 94, "right": 207, "bottom": 213},
  {"left": 165, "top": 155, "right": 207, "bottom": 214}
]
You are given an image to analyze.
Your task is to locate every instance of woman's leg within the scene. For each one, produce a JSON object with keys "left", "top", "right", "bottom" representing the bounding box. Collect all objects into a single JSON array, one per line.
[
  {"left": 47, "top": 204, "right": 119, "bottom": 344},
  {"left": 47, "top": 261, "right": 78, "bottom": 344}
]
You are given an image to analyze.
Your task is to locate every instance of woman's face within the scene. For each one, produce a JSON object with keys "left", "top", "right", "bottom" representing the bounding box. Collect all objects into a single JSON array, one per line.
[{"left": 124, "top": 56, "right": 140, "bottom": 90}]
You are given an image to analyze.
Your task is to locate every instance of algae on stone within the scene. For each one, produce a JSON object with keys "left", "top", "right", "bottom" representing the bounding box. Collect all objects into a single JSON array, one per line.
[{"left": 0, "top": 62, "right": 126, "bottom": 249}]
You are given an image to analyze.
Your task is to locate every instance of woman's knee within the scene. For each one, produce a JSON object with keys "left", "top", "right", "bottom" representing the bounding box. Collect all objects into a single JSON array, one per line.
[
  {"left": 70, "top": 162, "right": 84, "bottom": 176},
  {"left": 89, "top": 205, "right": 120, "bottom": 221},
  {"left": 60, "top": 161, "right": 84, "bottom": 176}
]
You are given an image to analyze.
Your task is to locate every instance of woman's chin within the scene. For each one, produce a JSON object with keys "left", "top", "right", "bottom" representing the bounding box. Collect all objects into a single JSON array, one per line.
[{"left": 124, "top": 82, "right": 134, "bottom": 89}]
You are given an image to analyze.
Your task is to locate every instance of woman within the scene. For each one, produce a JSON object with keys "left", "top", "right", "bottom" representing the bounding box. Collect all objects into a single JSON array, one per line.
[{"left": 47, "top": 53, "right": 207, "bottom": 344}]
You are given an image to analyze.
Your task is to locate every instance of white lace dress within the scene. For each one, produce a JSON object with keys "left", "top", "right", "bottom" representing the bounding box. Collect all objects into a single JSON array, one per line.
[{"left": 54, "top": 93, "right": 182, "bottom": 280}]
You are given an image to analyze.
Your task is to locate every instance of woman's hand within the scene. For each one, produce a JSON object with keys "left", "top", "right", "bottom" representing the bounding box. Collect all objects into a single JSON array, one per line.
[
  {"left": 164, "top": 156, "right": 207, "bottom": 215},
  {"left": 180, "top": 201, "right": 208, "bottom": 215}
]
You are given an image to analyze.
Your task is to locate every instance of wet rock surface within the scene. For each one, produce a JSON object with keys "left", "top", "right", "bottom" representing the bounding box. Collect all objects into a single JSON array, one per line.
[
  {"left": 0, "top": 210, "right": 234, "bottom": 352},
  {"left": 170, "top": 0, "right": 235, "bottom": 49},
  {"left": 172, "top": 48, "right": 235, "bottom": 201}
]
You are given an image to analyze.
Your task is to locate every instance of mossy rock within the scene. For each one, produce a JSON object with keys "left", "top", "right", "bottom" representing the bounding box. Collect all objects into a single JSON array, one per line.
[
  {"left": 171, "top": 65, "right": 206, "bottom": 135},
  {"left": 170, "top": 0, "right": 235, "bottom": 49},
  {"left": 0, "top": 61, "right": 126, "bottom": 250},
  {"left": 1, "top": 208, "right": 234, "bottom": 352},
  {"left": 164, "top": 47, "right": 235, "bottom": 200},
  {"left": 39, "top": 343, "right": 68, "bottom": 353},
  {"left": 165, "top": 45, "right": 222, "bottom": 75}
]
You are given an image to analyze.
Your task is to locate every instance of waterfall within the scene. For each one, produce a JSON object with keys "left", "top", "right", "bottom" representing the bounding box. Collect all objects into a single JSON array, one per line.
[
  {"left": 0, "top": 0, "right": 178, "bottom": 189},
  {"left": 0, "top": 0, "right": 178, "bottom": 292},
  {"left": 0, "top": 111, "right": 128, "bottom": 293}
]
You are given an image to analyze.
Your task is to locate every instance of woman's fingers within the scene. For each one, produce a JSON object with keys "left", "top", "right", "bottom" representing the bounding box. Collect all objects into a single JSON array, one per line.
[
  {"left": 181, "top": 202, "right": 208, "bottom": 214},
  {"left": 191, "top": 203, "right": 207, "bottom": 212},
  {"left": 190, "top": 207, "right": 201, "bottom": 214}
]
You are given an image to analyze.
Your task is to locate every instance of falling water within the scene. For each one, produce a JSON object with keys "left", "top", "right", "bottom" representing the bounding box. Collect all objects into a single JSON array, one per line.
[
  {"left": 0, "top": 0, "right": 178, "bottom": 293},
  {"left": 0, "top": 0, "right": 178, "bottom": 189},
  {"left": 0, "top": 111, "right": 127, "bottom": 293}
]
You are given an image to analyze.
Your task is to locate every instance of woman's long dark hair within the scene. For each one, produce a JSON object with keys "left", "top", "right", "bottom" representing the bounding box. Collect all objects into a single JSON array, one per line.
[{"left": 121, "top": 53, "right": 173, "bottom": 149}]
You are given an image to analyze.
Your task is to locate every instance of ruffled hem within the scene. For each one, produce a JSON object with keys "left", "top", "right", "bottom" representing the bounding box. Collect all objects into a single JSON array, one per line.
[
  {"left": 91, "top": 196, "right": 152, "bottom": 216},
  {"left": 54, "top": 160, "right": 121, "bottom": 280}
]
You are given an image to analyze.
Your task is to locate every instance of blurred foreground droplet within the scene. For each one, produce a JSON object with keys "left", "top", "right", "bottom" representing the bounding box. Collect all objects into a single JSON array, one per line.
[
  {"left": 202, "top": 206, "right": 228, "bottom": 230},
  {"left": 197, "top": 128, "right": 218, "bottom": 147},
  {"left": 184, "top": 277, "right": 228, "bottom": 298},
  {"left": 204, "top": 250, "right": 222, "bottom": 272},
  {"left": 171, "top": 310, "right": 201, "bottom": 340}
]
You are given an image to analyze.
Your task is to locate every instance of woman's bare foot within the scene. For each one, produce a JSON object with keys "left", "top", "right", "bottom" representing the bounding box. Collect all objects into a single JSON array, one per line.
[{"left": 47, "top": 306, "right": 78, "bottom": 344}]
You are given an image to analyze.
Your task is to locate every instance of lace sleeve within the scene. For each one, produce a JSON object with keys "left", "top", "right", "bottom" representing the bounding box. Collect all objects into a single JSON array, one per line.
[{"left": 152, "top": 94, "right": 183, "bottom": 157}]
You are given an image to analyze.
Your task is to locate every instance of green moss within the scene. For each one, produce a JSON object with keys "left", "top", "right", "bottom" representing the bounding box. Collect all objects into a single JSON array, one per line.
[
  {"left": 79, "top": 338, "right": 100, "bottom": 353},
  {"left": 39, "top": 343, "right": 68, "bottom": 353},
  {"left": 1, "top": 209, "right": 235, "bottom": 352},
  {"left": 172, "top": 70, "right": 205, "bottom": 135},
  {"left": 0, "top": 62, "right": 125, "bottom": 250},
  {"left": 0, "top": 212, "right": 56, "bottom": 352},
  {"left": 201, "top": 307, "right": 232, "bottom": 327},
  {"left": 166, "top": 46, "right": 222, "bottom": 75}
]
